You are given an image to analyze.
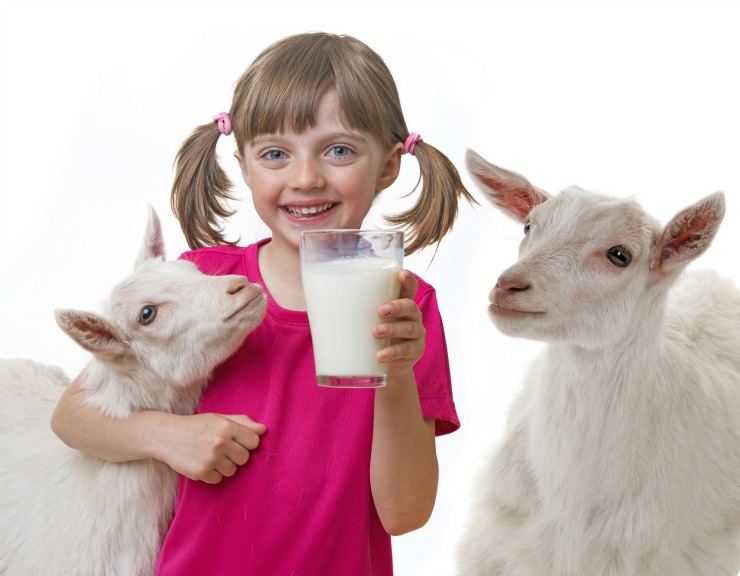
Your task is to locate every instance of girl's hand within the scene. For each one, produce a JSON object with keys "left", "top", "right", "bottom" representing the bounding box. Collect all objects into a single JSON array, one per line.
[
  {"left": 154, "top": 413, "right": 266, "bottom": 484},
  {"left": 373, "top": 269, "right": 426, "bottom": 380}
]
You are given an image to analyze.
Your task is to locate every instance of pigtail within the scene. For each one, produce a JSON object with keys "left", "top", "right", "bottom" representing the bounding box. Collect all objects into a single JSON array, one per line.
[
  {"left": 387, "top": 140, "right": 477, "bottom": 256},
  {"left": 171, "top": 122, "right": 237, "bottom": 249}
]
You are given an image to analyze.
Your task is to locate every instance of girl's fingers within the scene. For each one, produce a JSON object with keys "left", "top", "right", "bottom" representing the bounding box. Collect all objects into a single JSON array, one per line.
[
  {"left": 224, "top": 415, "right": 266, "bottom": 449},
  {"left": 374, "top": 271, "right": 425, "bottom": 365},
  {"left": 398, "top": 269, "right": 419, "bottom": 300},
  {"left": 373, "top": 319, "right": 424, "bottom": 340},
  {"left": 202, "top": 470, "right": 225, "bottom": 485},
  {"left": 225, "top": 441, "right": 251, "bottom": 467},
  {"left": 179, "top": 414, "right": 265, "bottom": 484},
  {"left": 216, "top": 458, "right": 239, "bottom": 478},
  {"left": 223, "top": 414, "right": 267, "bottom": 437},
  {"left": 377, "top": 338, "right": 425, "bottom": 363},
  {"left": 203, "top": 440, "right": 253, "bottom": 483},
  {"left": 377, "top": 297, "right": 422, "bottom": 322}
]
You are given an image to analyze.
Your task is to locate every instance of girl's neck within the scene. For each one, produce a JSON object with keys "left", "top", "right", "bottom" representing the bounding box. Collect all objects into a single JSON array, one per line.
[{"left": 257, "top": 239, "right": 306, "bottom": 311}]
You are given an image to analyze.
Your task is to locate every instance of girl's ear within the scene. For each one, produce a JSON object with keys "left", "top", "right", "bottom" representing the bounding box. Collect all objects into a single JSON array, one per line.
[
  {"left": 235, "top": 149, "right": 251, "bottom": 188},
  {"left": 376, "top": 142, "right": 403, "bottom": 191}
]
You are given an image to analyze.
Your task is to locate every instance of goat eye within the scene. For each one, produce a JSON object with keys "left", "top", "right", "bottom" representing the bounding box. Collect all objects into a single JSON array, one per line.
[
  {"left": 524, "top": 221, "right": 531, "bottom": 235},
  {"left": 139, "top": 305, "right": 158, "bottom": 325},
  {"left": 606, "top": 246, "right": 632, "bottom": 267}
]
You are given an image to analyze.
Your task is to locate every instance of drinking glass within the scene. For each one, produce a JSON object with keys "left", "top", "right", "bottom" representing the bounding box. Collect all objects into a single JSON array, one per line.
[{"left": 300, "top": 230, "right": 404, "bottom": 388}]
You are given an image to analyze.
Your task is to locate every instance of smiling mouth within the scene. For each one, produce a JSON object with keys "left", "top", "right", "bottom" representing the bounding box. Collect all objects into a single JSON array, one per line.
[{"left": 283, "top": 202, "right": 336, "bottom": 217}]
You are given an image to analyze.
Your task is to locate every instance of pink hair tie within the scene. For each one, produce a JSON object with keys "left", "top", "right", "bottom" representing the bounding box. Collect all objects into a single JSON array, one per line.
[
  {"left": 213, "top": 112, "right": 232, "bottom": 136},
  {"left": 403, "top": 132, "right": 423, "bottom": 155}
]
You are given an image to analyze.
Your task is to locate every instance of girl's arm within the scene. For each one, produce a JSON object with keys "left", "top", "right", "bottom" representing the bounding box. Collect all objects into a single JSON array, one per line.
[
  {"left": 50, "top": 376, "right": 266, "bottom": 484},
  {"left": 369, "top": 270, "right": 439, "bottom": 536}
]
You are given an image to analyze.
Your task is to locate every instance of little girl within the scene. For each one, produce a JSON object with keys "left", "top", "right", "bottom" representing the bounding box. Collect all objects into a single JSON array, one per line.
[{"left": 52, "top": 32, "right": 474, "bottom": 575}]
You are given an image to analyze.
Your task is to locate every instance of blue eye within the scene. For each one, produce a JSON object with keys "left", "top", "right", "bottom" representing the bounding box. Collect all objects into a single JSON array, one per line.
[
  {"left": 330, "top": 145, "right": 352, "bottom": 158},
  {"left": 264, "top": 149, "right": 286, "bottom": 161}
]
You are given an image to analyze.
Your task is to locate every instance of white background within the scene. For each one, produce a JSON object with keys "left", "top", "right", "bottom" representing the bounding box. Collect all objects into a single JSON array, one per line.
[{"left": 1, "top": 1, "right": 739, "bottom": 574}]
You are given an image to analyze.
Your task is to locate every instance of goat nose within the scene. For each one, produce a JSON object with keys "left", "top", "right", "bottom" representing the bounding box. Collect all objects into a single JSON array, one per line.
[
  {"left": 228, "top": 278, "right": 251, "bottom": 295},
  {"left": 495, "top": 275, "right": 530, "bottom": 294}
]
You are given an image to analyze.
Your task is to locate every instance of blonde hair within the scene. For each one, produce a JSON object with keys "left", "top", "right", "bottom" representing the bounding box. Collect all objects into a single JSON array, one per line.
[{"left": 171, "top": 32, "right": 475, "bottom": 255}]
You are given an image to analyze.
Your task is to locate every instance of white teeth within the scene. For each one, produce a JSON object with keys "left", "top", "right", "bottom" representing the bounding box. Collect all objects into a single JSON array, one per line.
[{"left": 286, "top": 203, "right": 334, "bottom": 216}]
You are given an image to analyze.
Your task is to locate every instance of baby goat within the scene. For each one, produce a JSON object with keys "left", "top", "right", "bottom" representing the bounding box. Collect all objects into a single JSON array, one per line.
[
  {"left": 457, "top": 150, "right": 740, "bottom": 576},
  {"left": 0, "top": 207, "right": 266, "bottom": 576}
]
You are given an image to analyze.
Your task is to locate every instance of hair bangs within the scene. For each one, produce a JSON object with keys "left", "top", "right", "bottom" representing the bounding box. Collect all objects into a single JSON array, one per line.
[{"left": 233, "top": 34, "right": 392, "bottom": 147}]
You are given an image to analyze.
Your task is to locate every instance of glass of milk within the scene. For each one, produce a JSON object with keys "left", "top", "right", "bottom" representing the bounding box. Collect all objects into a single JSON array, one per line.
[{"left": 300, "top": 230, "right": 404, "bottom": 388}]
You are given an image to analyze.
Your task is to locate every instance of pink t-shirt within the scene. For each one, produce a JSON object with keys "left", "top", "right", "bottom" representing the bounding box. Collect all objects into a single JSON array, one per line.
[{"left": 156, "top": 239, "right": 459, "bottom": 576}]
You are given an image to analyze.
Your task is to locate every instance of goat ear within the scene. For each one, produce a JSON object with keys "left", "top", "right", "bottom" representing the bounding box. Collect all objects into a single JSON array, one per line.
[
  {"left": 54, "top": 309, "right": 129, "bottom": 360},
  {"left": 135, "top": 204, "right": 166, "bottom": 268},
  {"left": 651, "top": 192, "right": 726, "bottom": 273},
  {"left": 465, "top": 149, "right": 550, "bottom": 223}
]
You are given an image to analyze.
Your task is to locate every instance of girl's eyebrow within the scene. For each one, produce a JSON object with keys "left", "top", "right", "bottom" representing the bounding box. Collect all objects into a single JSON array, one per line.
[
  {"left": 323, "top": 131, "right": 367, "bottom": 143},
  {"left": 249, "top": 135, "right": 282, "bottom": 146},
  {"left": 250, "top": 131, "right": 369, "bottom": 147}
]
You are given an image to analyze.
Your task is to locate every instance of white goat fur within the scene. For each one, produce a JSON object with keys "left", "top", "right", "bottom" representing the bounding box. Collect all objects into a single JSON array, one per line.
[
  {"left": 0, "top": 207, "right": 266, "bottom": 576},
  {"left": 457, "top": 150, "right": 740, "bottom": 576}
]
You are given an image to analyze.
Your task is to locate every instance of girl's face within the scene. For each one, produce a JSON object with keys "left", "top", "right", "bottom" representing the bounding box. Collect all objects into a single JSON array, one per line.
[{"left": 236, "top": 91, "right": 402, "bottom": 253}]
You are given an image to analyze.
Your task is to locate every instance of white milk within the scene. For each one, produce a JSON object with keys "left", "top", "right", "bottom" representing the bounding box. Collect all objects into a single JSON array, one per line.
[{"left": 302, "top": 257, "right": 401, "bottom": 384}]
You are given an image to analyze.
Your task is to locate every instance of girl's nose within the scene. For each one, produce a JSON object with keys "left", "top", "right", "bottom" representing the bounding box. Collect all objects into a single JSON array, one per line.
[{"left": 288, "top": 155, "right": 326, "bottom": 191}]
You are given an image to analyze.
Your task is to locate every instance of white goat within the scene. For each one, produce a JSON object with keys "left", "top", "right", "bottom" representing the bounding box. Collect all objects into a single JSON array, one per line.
[
  {"left": 0, "top": 207, "right": 266, "bottom": 576},
  {"left": 457, "top": 150, "right": 740, "bottom": 576}
]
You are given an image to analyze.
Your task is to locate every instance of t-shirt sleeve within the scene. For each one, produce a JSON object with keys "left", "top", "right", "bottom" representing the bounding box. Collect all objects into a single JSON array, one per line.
[
  {"left": 177, "top": 249, "right": 219, "bottom": 273},
  {"left": 176, "top": 246, "right": 251, "bottom": 278},
  {"left": 179, "top": 250, "right": 198, "bottom": 263},
  {"left": 413, "top": 279, "right": 460, "bottom": 436}
]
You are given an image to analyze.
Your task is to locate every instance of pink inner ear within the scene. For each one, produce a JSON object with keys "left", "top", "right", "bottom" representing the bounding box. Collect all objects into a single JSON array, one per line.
[
  {"left": 660, "top": 212, "right": 712, "bottom": 265},
  {"left": 83, "top": 319, "right": 120, "bottom": 349},
  {"left": 64, "top": 312, "right": 126, "bottom": 358},
  {"left": 480, "top": 176, "right": 535, "bottom": 221}
]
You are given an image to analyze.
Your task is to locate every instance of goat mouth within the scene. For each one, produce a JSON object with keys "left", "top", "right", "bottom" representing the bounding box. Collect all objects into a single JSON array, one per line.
[
  {"left": 224, "top": 292, "right": 265, "bottom": 323},
  {"left": 282, "top": 202, "right": 337, "bottom": 218},
  {"left": 489, "top": 303, "right": 544, "bottom": 317}
]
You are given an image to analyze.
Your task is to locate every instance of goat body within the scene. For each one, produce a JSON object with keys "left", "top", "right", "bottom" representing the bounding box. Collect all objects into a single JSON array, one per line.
[
  {"left": 457, "top": 151, "right": 740, "bottom": 576},
  {"left": 0, "top": 207, "right": 266, "bottom": 576}
]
